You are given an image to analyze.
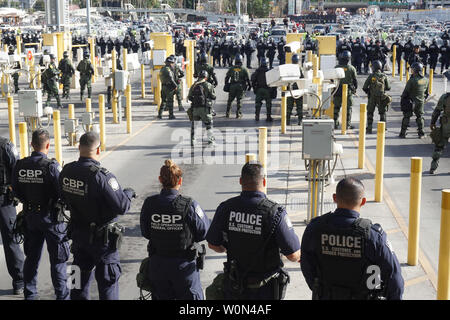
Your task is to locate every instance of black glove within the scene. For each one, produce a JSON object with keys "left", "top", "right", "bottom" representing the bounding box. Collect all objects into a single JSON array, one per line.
[{"left": 123, "top": 188, "right": 137, "bottom": 199}]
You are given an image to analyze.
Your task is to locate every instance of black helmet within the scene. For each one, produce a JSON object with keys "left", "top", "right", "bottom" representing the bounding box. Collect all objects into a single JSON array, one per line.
[
  {"left": 83, "top": 51, "right": 90, "bottom": 58},
  {"left": 165, "top": 56, "right": 175, "bottom": 64},
  {"left": 235, "top": 54, "right": 243, "bottom": 65},
  {"left": 443, "top": 70, "right": 450, "bottom": 81},
  {"left": 63, "top": 51, "right": 69, "bottom": 57},
  {"left": 8, "top": 46, "right": 14, "bottom": 54},
  {"left": 411, "top": 62, "right": 424, "bottom": 74},
  {"left": 372, "top": 60, "right": 382, "bottom": 72},
  {"left": 339, "top": 50, "right": 351, "bottom": 64},
  {"left": 291, "top": 54, "right": 300, "bottom": 64},
  {"left": 199, "top": 70, "right": 208, "bottom": 79},
  {"left": 44, "top": 49, "right": 49, "bottom": 55},
  {"left": 421, "top": 40, "right": 426, "bottom": 45},
  {"left": 200, "top": 52, "right": 208, "bottom": 63},
  {"left": 260, "top": 58, "right": 268, "bottom": 67},
  {"left": 49, "top": 54, "right": 56, "bottom": 60}
]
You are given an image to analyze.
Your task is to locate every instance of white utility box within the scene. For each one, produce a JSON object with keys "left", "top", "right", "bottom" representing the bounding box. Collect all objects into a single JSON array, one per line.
[
  {"left": 153, "top": 50, "right": 166, "bottom": 66},
  {"left": 114, "top": 70, "right": 129, "bottom": 91},
  {"left": 18, "top": 90, "right": 43, "bottom": 117},
  {"left": 302, "top": 119, "right": 334, "bottom": 160}
]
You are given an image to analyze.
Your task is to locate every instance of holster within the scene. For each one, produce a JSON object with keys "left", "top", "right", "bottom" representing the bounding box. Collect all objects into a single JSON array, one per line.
[{"left": 195, "top": 243, "right": 206, "bottom": 270}]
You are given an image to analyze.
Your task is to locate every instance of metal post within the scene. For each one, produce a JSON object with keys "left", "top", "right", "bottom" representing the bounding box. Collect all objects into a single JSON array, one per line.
[
  {"left": 141, "top": 64, "right": 146, "bottom": 98},
  {"left": 375, "top": 121, "right": 386, "bottom": 202},
  {"left": 392, "top": 45, "right": 396, "bottom": 77},
  {"left": 19, "top": 122, "right": 28, "bottom": 159},
  {"left": 53, "top": 110, "right": 62, "bottom": 164},
  {"left": 99, "top": 94, "right": 106, "bottom": 151},
  {"left": 245, "top": 153, "right": 256, "bottom": 163},
  {"left": 400, "top": 60, "right": 404, "bottom": 82},
  {"left": 437, "top": 189, "right": 450, "bottom": 300},
  {"left": 258, "top": 127, "right": 268, "bottom": 194},
  {"left": 86, "top": 0, "right": 91, "bottom": 36},
  {"left": 408, "top": 157, "right": 422, "bottom": 266},
  {"left": 429, "top": 69, "right": 433, "bottom": 95},
  {"left": 358, "top": 103, "right": 367, "bottom": 169},
  {"left": 126, "top": 84, "right": 132, "bottom": 134},
  {"left": 281, "top": 87, "right": 286, "bottom": 134},
  {"left": 7, "top": 96, "right": 16, "bottom": 146},
  {"left": 341, "top": 84, "right": 348, "bottom": 135}
]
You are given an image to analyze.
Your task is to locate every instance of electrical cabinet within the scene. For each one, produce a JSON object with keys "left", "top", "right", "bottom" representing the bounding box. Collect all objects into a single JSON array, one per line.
[
  {"left": 302, "top": 119, "right": 334, "bottom": 160},
  {"left": 18, "top": 90, "right": 43, "bottom": 117},
  {"left": 114, "top": 70, "right": 129, "bottom": 91}
]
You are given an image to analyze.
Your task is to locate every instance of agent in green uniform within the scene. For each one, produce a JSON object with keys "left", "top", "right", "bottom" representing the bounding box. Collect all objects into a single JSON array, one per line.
[
  {"left": 362, "top": 60, "right": 391, "bottom": 134},
  {"left": 194, "top": 53, "right": 218, "bottom": 116},
  {"left": 76, "top": 51, "right": 95, "bottom": 101},
  {"left": 157, "top": 56, "right": 178, "bottom": 120},
  {"left": 251, "top": 58, "right": 273, "bottom": 122},
  {"left": 429, "top": 70, "right": 450, "bottom": 174},
  {"left": 333, "top": 51, "right": 358, "bottom": 130},
  {"left": 58, "top": 51, "right": 75, "bottom": 99},
  {"left": 224, "top": 54, "right": 251, "bottom": 119},
  {"left": 171, "top": 55, "right": 185, "bottom": 112},
  {"left": 44, "top": 54, "right": 62, "bottom": 109},
  {"left": 399, "top": 62, "right": 429, "bottom": 138},
  {"left": 8, "top": 46, "right": 20, "bottom": 93},
  {"left": 188, "top": 70, "right": 216, "bottom": 146}
]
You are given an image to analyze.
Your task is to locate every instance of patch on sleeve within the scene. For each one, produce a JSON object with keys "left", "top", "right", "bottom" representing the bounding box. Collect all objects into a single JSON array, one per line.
[
  {"left": 56, "top": 164, "right": 62, "bottom": 172},
  {"left": 386, "top": 239, "right": 394, "bottom": 253},
  {"left": 108, "top": 178, "right": 119, "bottom": 191},
  {"left": 195, "top": 205, "right": 205, "bottom": 219},
  {"left": 284, "top": 214, "right": 293, "bottom": 229},
  {"left": 11, "top": 145, "right": 18, "bottom": 157}
]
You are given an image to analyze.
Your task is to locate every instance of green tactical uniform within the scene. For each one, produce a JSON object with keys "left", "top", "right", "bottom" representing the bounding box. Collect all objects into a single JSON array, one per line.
[
  {"left": 225, "top": 64, "right": 251, "bottom": 118},
  {"left": 76, "top": 58, "right": 94, "bottom": 100},
  {"left": 251, "top": 65, "right": 273, "bottom": 121},
  {"left": 362, "top": 71, "right": 391, "bottom": 132},
  {"left": 333, "top": 63, "right": 357, "bottom": 129},
  {"left": 429, "top": 93, "right": 450, "bottom": 172},
  {"left": 58, "top": 58, "right": 75, "bottom": 99},
  {"left": 173, "top": 63, "right": 185, "bottom": 110},
  {"left": 8, "top": 50, "right": 20, "bottom": 93},
  {"left": 188, "top": 79, "right": 216, "bottom": 144},
  {"left": 44, "top": 62, "right": 62, "bottom": 108},
  {"left": 287, "top": 65, "right": 304, "bottom": 125},
  {"left": 194, "top": 63, "right": 218, "bottom": 87},
  {"left": 158, "top": 65, "right": 178, "bottom": 119},
  {"left": 400, "top": 74, "right": 429, "bottom": 137}
]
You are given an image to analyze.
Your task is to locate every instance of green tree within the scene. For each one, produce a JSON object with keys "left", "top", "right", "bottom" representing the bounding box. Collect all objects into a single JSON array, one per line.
[{"left": 248, "top": 0, "right": 271, "bottom": 18}]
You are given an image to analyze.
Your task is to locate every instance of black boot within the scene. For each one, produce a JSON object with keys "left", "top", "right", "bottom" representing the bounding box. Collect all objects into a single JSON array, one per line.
[{"left": 399, "top": 130, "right": 406, "bottom": 138}]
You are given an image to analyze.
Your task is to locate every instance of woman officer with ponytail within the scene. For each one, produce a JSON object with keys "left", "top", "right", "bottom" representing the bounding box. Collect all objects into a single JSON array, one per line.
[{"left": 140, "top": 159, "right": 211, "bottom": 300}]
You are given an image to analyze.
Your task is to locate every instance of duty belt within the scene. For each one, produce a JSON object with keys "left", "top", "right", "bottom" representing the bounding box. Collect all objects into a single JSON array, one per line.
[
  {"left": 245, "top": 272, "right": 280, "bottom": 289},
  {"left": 24, "top": 202, "right": 49, "bottom": 214}
]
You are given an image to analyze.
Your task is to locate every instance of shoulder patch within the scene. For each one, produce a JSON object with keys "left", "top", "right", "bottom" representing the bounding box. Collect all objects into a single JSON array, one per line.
[
  {"left": 195, "top": 204, "right": 205, "bottom": 219},
  {"left": 284, "top": 214, "right": 293, "bottom": 229},
  {"left": 371, "top": 223, "right": 384, "bottom": 235},
  {"left": 108, "top": 178, "right": 119, "bottom": 191},
  {"left": 11, "top": 144, "right": 18, "bottom": 157},
  {"left": 385, "top": 239, "right": 394, "bottom": 253}
]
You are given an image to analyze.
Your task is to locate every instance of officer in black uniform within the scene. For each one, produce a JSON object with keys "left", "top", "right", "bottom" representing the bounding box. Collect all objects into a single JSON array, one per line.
[
  {"left": 0, "top": 136, "right": 24, "bottom": 295},
  {"left": 301, "top": 178, "right": 404, "bottom": 300},
  {"left": 351, "top": 37, "right": 365, "bottom": 75},
  {"left": 403, "top": 37, "right": 414, "bottom": 64},
  {"left": 428, "top": 38, "right": 440, "bottom": 73},
  {"left": 265, "top": 38, "right": 277, "bottom": 69},
  {"left": 12, "top": 129, "right": 69, "bottom": 300},
  {"left": 256, "top": 39, "right": 266, "bottom": 67},
  {"left": 59, "top": 132, "right": 135, "bottom": 300},
  {"left": 277, "top": 39, "right": 286, "bottom": 65},
  {"left": 244, "top": 40, "right": 255, "bottom": 69},
  {"left": 206, "top": 162, "right": 300, "bottom": 300},
  {"left": 391, "top": 38, "right": 403, "bottom": 75},
  {"left": 140, "top": 159, "right": 211, "bottom": 300}
]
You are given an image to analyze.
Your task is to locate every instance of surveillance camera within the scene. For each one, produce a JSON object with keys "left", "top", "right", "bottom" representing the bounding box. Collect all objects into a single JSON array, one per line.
[
  {"left": 322, "top": 68, "right": 345, "bottom": 81},
  {"left": 43, "top": 106, "right": 53, "bottom": 116},
  {"left": 284, "top": 41, "right": 302, "bottom": 53}
]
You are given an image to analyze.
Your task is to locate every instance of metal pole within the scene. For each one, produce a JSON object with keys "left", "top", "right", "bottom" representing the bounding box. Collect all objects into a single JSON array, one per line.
[
  {"left": 437, "top": 189, "right": 450, "bottom": 300},
  {"left": 56, "top": 0, "right": 61, "bottom": 32},
  {"left": 86, "top": 0, "right": 91, "bottom": 36},
  {"left": 408, "top": 157, "right": 422, "bottom": 266}
]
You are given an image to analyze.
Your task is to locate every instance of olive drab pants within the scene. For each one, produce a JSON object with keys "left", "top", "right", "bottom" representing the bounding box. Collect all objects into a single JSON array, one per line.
[
  {"left": 79, "top": 76, "right": 92, "bottom": 100},
  {"left": 333, "top": 94, "right": 354, "bottom": 128},
  {"left": 255, "top": 88, "right": 272, "bottom": 119},
  {"left": 12, "top": 73, "right": 19, "bottom": 93},
  {"left": 430, "top": 125, "right": 450, "bottom": 171},
  {"left": 46, "top": 82, "right": 62, "bottom": 108},
  {"left": 176, "top": 83, "right": 183, "bottom": 110},
  {"left": 367, "top": 95, "right": 390, "bottom": 131},
  {"left": 227, "top": 83, "right": 245, "bottom": 118},
  {"left": 191, "top": 106, "right": 214, "bottom": 144},
  {"left": 61, "top": 75, "right": 72, "bottom": 99},
  {"left": 158, "top": 86, "right": 175, "bottom": 118},
  {"left": 400, "top": 101, "right": 425, "bottom": 135},
  {"left": 287, "top": 96, "right": 303, "bottom": 125}
]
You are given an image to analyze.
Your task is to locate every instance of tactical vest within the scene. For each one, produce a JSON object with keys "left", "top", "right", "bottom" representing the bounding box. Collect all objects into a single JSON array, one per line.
[
  {"left": 0, "top": 138, "right": 10, "bottom": 187},
  {"left": 230, "top": 67, "right": 242, "bottom": 84},
  {"left": 313, "top": 213, "right": 373, "bottom": 300},
  {"left": 369, "top": 73, "right": 385, "bottom": 97},
  {"left": 225, "top": 197, "right": 282, "bottom": 274},
  {"left": 60, "top": 162, "right": 110, "bottom": 227},
  {"left": 145, "top": 195, "right": 195, "bottom": 259},
  {"left": 15, "top": 156, "right": 55, "bottom": 213},
  {"left": 444, "top": 94, "right": 450, "bottom": 117}
]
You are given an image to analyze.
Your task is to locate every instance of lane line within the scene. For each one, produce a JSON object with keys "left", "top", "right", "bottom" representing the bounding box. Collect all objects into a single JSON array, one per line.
[
  {"left": 385, "top": 228, "right": 402, "bottom": 235},
  {"left": 404, "top": 275, "right": 429, "bottom": 288},
  {"left": 349, "top": 132, "right": 438, "bottom": 290}
]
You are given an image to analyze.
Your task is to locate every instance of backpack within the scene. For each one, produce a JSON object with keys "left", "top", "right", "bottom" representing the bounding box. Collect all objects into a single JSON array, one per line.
[
  {"left": 370, "top": 74, "right": 385, "bottom": 97},
  {"left": 190, "top": 83, "right": 207, "bottom": 107},
  {"left": 231, "top": 67, "right": 241, "bottom": 83}
]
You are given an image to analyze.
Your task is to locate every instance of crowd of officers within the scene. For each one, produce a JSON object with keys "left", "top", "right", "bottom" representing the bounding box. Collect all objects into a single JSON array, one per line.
[{"left": 0, "top": 129, "right": 403, "bottom": 299}]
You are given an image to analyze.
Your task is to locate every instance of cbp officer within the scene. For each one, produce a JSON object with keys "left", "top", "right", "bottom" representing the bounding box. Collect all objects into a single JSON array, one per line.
[
  {"left": 12, "top": 129, "right": 69, "bottom": 300},
  {"left": 0, "top": 135, "right": 24, "bottom": 295},
  {"left": 251, "top": 58, "right": 273, "bottom": 122},
  {"left": 59, "top": 132, "right": 136, "bottom": 300},
  {"left": 140, "top": 160, "right": 211, "bottom": 300},
  {"left": 300, "top": 178, "right": 404, "bottom": 300},
  {"left": 206, "top": 162, "right": 300, "bottom": 300}
]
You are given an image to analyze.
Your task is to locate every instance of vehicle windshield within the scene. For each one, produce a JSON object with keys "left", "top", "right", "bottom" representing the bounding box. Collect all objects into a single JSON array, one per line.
[{"left": 271, "top": 30, "right": 286, "bottom": 35}]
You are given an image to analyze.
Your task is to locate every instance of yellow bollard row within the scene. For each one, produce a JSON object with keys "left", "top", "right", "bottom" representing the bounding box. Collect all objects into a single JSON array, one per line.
[
  {"left": 437, "top": 189, "right": 450, "bottom": 300},
  {"left": 374, "top": 121, "right": 386, "bottom": 202},
  {"left": 358, "top": 103, "right": 367, "bottom": 169},
  {"left": 258, "top": 127, "right": 268, "bottom": 195},
  {"left": 408, "top": 157, "right": 422, "bottom": 266},
  {"left": 98, "top": 94, "right": 106, "bottom": 151},
  {"left": 7, "top": 96, "right": 16, "bottom": 146},
  {"left": 85, "top": 98, "right": 92, "bottom": 113},
  {"left": 19, "top": 122, "right": 28, "bottom": 159},
  {"left": 341, "top": 84, "right": 348, "bottom": 135}
]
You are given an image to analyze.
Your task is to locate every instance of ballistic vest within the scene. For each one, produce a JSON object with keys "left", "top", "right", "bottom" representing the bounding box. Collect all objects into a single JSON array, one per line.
[
  {"left": 146, "top": 195, "right": 195, "bottom": 259},
  {"left": 313, "top": 212, "right": 373, "bottom": 300},
  {"left": 225, "top": 197, "right": 281, "bottom": 274},
  {"left": 0, "top": 138, "right": 10, "bottom": 186}
]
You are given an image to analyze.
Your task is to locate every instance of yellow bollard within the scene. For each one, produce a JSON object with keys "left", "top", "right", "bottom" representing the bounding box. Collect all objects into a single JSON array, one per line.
[
  {"left": 53, "top": 110, "right": 62, "bottom": 164},
  {"left": 16, "top": 35, "right": 21, "bottom": 56},
  {"left": 437, "top": 189, "right": 450, "bottom": 300},
  {"left": 68, "top": 104, "right": 75, "bottom": 119},
  {"left": 112, "top": 90, "right": 118, "bottom": 124},
  {"left": 374, "top": 121, "right": 386, "bottom": 202},
  {"left": 408, "top": 157, "right": 422, "bottom": 266},
  {"left": 141, "top": 64, "right": 146, "bottom": 99},
  {"left": 18, "top": 122, "right": 28, "bottom": 159},
  {"left": 85, "top": 98, "right": 92, "bottom": 113},
  {"left": 98, "top": 94, "right": 106, "bottom": 151},
  {"left": 123, "top": 48, "right": 128, "bottom": 71},
  {"left": 406, "top": 63, "right": 410, "bottom": 82},
  {"left": 341, "top": 84, "right": 348, "bottom": 135},
  {"left": 7, "top": 96, "right": 16, "bottom": 146},
  {"left": 307, "top": 50, "right": 312, "bottom": 63},
  {"left": 358, "top": 103, "right": 367, "bottom": 169},
  {"left": 429, "top": 69, "right": 433, "bottom": 95},
  {"left": 392, "top": 45, "right": 396, "bottom": 77},
  {"left": 258, "top": 127, "right": 268, "bottom": 194},
  {"left": 126, "top": 84, "right": 132, "bottom": 134},
  {"left": 400, "top": 60, "right": 404, "bottom": 82},
  {"left": 312, "top": 55, "right": 318, "bottom": 78},
  {"left": 37, "top": 68, "right": 41, "bottom": 89},
  {"left": 1, "top": 74, "right": 5, "bottom": 98},
  {"left": 245, "top": 153, "right": 256, "bottom": 163},
  {"left": 281, "top": 87, "right": 286, "bottom": 134}
]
